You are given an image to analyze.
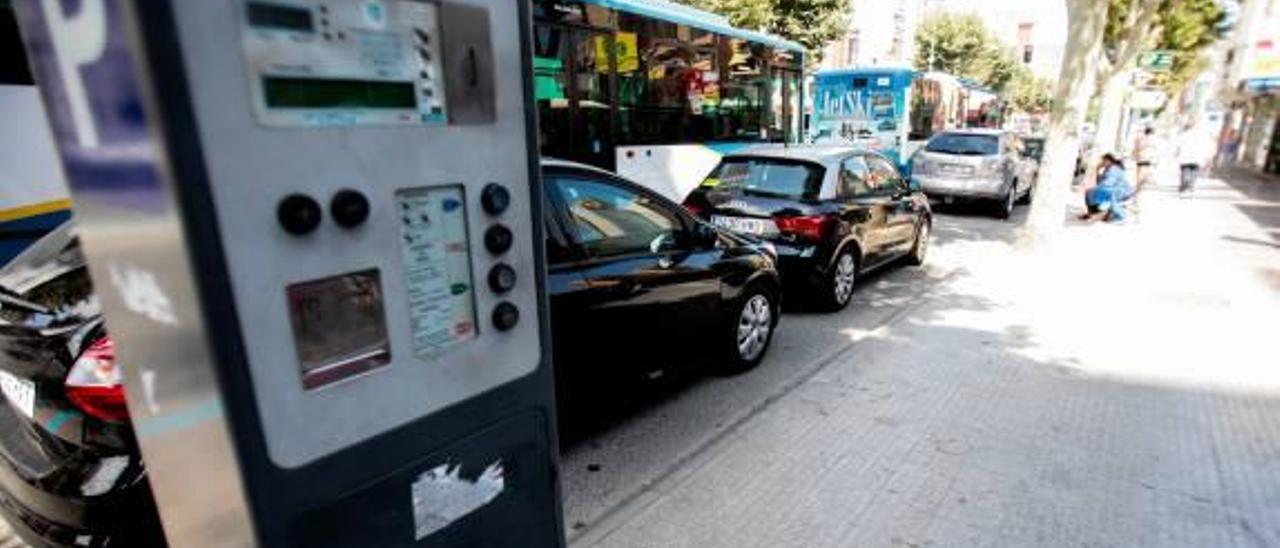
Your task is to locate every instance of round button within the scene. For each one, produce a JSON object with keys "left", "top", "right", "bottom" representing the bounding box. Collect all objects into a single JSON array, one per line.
[
  {"left": 330, "top": 189, "right": 370, "bottom": 228},
  {"left": 484, "top": 224, "right": 514, "bottom": 254},
  {"left": 492, "top": 302, "right": 520, "bottom": 331},
  {"left": 480, "top": 183, "right": 511, "bottom": 216},
  {"left": 488, "top": 263, "right": 517, "bottom": 294},
  {"left": 277, "top": 194, "right": 322, "bottom": 235}
]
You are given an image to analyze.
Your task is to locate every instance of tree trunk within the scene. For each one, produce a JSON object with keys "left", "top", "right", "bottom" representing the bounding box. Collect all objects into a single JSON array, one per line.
[
  {"left": 1019, "top": 0, "right": 1110, "bottom": 250},
  {"left": 1093, "top": 69, "right": 1133, "bottom": 157}
]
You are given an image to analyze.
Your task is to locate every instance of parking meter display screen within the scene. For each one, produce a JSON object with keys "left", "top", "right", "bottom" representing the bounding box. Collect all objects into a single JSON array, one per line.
[
  {"left": 397, "top": 186, "right": 479, "bottom": 357},
  {"left": 286, "top": 270, "right": 392, "bottom": 389}
]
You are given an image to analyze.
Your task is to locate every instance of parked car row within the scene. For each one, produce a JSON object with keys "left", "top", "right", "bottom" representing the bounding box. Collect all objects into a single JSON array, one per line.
[{"left": 0, "top": 150, "right": 930, "bottom": 547}]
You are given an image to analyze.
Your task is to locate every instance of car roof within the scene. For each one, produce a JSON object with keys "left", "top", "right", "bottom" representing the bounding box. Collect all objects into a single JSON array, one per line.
[
  {"left": 540, "top": 157, "right": 617, "bottom": 178},
  {"left": 722, "top": 145, "right": 861, "bottom": 166},
  {"left": 935, "top": 128, "right": 1006, "bottom": 137}
]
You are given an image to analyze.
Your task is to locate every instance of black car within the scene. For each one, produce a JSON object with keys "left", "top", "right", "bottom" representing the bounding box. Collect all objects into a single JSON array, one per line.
[
  {"left": 0, "top": 223, "right": 166, "bottom": 547},
  {"left": 683, "top": 146, "right": 931, "bottom": 311},
  {"left": 0, "top": 160, "right": 781, "bottom": 546},
  {"left": 541, "top": 160, "right": 783, "bottom": 418}
]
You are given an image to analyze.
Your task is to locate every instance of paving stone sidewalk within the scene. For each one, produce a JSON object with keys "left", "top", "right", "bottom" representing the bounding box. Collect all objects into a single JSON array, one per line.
[{"left": 574, "top": 169, "right": 1280, "bottom": 548}]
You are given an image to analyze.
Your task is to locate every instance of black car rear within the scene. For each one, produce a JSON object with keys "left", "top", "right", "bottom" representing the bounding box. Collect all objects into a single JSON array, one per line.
[
  {"left": 685, "top": 151, "right": 931, "bottom": 311},
  {"left": 0, "top": 224, "right": 164, "bottom": 547}
]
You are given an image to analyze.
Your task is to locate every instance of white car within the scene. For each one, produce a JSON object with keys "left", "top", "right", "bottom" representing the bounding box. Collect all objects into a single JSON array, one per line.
[{"left": 910, "top": 129, "right": 1039, "bottom": 219}]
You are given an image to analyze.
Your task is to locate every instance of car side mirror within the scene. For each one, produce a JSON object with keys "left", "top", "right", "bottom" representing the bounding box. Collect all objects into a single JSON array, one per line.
[
  {"left": 650, "top": 232, "right": 681, "bottom": 254},
  {"left": 693, "top": 223, "right": 719, "bottom": 248}
]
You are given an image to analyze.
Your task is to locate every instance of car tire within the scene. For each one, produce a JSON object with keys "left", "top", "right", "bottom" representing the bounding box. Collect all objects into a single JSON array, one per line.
[
  {"left": 718, "top": 284, "right": 777, "bottom": 374},
  {"left": 906, "top": 220, "right": 930, "bottom": 266},
  {"left": 1017, "top": 181, "right": 1035, "bottom": 205},
  {"left": 817, "top": 248, "right": 858, "bottom": 312},
  {"left": 993, "top": 186, "right": 1015, "bottom": 220}
]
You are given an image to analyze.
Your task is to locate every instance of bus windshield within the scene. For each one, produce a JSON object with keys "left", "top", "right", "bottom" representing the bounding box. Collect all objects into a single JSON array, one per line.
[
  {"left": 925, "top": 133, "right": 999, "bottom": 156},
  {"left": 708, "top": 158, "right": 825, "bottom": 199}
]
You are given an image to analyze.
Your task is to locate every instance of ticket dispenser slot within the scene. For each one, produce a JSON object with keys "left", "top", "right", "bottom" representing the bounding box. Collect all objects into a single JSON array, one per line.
[{"left": 16, "top": 0, "right": 563, "bottom": 546}]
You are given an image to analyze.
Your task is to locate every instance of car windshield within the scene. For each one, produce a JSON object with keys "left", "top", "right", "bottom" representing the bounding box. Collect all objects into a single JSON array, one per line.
[
  {"left": 707, "top": 158, "right": 825, "bottom": 200},
  {"left": 1023, "top": 139, "right": 1045, "bottom": 160},
  {"left": 925, "top": 133, "right": 1000, "bottom": 156}
]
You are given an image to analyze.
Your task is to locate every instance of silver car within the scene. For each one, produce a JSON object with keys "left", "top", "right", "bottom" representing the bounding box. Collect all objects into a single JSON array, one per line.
[{"left": 910, "top": 129, "right": 1038, "bottom": 219}]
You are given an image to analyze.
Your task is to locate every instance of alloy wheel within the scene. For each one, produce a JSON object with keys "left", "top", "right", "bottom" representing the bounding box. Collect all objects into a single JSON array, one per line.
[
  {"left": 737, "top": 294, "right": 773, "bottom": 361},
  {"left": 915, "top": 223, "right": 930, "bottom": 263},
  {"left": 833, "top": 253, "right": 857, "bottom": 305}
]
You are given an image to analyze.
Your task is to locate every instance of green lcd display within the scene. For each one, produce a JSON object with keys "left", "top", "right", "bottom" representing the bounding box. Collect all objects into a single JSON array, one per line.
[{"left": 263, "top": 77, "right": 417, "bottom": 109}]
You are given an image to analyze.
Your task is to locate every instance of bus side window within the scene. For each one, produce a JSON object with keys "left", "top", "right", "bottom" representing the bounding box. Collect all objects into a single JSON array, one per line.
[{"left": 840, "top": 156, "right": 871, "bottom": 198}]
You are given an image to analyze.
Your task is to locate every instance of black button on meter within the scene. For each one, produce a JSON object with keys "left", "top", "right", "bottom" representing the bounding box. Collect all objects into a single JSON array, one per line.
[
  {"left": 484, "top": 224, "right": 514, "bottom": 254},
  {"left": 277, "top": 194, "right": 322, "bottom": 235},
  {"left": 480, "top": 183, "right": 511, "bottom": 215},
  {"left": 330, "top": 189, "right": 370, "bottom": 228},
  {"left": 488, "top": 263, "right": 517, "bottom": 294},
  {"left": 492, "top": 302, "right": 520, "bottom": 331}
]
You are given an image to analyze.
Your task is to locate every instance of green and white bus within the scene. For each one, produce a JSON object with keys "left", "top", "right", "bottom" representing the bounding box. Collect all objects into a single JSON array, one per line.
[{"left": 533, "top": 0, "right": 806, "bottom": 200}]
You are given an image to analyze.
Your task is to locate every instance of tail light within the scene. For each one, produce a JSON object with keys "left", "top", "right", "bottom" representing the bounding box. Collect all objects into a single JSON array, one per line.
[
  {"left": 682, "top": 201, "right": 705, "bottom": 218},
  {"left": 774, "top": 214, "right": 833, "bottom": 242},
  {"left": 65, "top": 337, "right": 129, "bottom": 422}
]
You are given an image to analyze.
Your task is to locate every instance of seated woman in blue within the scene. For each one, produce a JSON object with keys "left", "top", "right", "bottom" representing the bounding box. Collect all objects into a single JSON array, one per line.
[{"left": 1080, "top": 153, "right": 1133, "bottom": 223}]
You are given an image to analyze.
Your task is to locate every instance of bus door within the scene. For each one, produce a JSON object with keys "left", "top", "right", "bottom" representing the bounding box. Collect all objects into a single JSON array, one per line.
[
  {"left": 770, "top": 68, "right": 801, "bottom": 143},
  {"left": 572, "top": 30, "right": 616, "bottom": 170},
  {"left": 533, "top": 23, "right": 616, "bottom": 170}
]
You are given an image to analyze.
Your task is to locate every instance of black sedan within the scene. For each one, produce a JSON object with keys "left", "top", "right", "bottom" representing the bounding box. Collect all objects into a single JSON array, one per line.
[
  {"left": 0, "top": 160, "right": 782, "bottom": 546},
  {"left": 542, "top": 160, "right": 783, "bottom": 418},
  {"left": 683, "top": 146, "right": 931, "bottom": 311},
  {"left": 0, "top": 223, "right": 167, "bottom": 547}
]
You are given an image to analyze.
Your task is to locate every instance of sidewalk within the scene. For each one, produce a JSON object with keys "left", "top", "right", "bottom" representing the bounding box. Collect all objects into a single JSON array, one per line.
[{"left": 573, "top": 170, "right": 1280, "bottom": 547}]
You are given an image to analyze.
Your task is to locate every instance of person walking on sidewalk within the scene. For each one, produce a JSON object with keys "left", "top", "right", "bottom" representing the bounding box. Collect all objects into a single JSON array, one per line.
[
  {"left": 1133, "top": 127, "right": 1157, "bottom": 188},
  {"left": 1176, "top": 123, "right": 1215, "bottom": 196}
]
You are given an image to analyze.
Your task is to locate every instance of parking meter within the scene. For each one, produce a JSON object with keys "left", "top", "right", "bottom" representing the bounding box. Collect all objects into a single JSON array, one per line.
[{"left": 14, "top": 0, "right": 563, "bottom": 546}]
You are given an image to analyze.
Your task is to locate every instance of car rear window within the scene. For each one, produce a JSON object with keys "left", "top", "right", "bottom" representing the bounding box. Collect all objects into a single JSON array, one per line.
[
  {"left": 706, "top": 158, "right": 824, "bottom": 200},
  {"left": 925, "top": 133, "right": 999, "bottom": 156}
]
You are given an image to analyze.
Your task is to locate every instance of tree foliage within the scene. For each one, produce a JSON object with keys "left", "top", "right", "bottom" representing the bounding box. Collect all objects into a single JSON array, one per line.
[
  {"left": 675, "top": 0, "right": 849, "bottom": 64},
  {"left": 1103, "top": 0, "right": 1225, "bottom": 93},
  {"left": 1154, "top": 0, "right": 1226, "bottom": 93},
  {"left": 913, "top": 13, "right": 1021, "bottom": 92},
  {"left": 1008, "top": 71, "right": 1054, "bottom": 114}
]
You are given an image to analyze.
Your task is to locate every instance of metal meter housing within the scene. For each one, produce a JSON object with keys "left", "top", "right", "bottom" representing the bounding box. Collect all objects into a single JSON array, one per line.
[{"left": 13, "top": 0, "right": 563, "bottom": 545}]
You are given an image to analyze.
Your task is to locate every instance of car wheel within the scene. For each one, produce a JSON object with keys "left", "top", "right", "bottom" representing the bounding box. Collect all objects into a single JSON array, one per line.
[
  {"left": 994, "top": 186, "right": 1015, "bottom": 219},
  {"left": 818, "top": 249, "right": 858, "bottom": 311},
  {"left": 719, "top": 285, "right": 777, "bottom": 374},
  {"left": 1018, "top": 181, "right": 1035, "bottom": 205},
  {"left": 906, "top": 220, "right": 930, "bottom": 266}
]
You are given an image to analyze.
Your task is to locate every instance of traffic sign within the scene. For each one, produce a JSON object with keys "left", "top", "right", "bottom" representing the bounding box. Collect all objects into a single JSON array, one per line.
[
  {"left": 1130, "top": 89, "right": 1169, "bottom": 110},
  {"left": 1138, "top": 51, "right": 1176, "bottom": 72}
]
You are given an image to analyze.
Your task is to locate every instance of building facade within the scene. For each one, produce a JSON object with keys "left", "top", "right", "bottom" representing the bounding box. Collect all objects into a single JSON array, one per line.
[
  {"left": 1218, "top": 0, "right": 1279, "bottom": 174},
  {"left": 819, "top": 0, "right": 924, "bottom": 70}
]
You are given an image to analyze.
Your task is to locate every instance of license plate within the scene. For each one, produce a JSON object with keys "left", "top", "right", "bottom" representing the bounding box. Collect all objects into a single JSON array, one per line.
[
  {"left": 711, "top": 215, "right": 775, "bottom": 235},
  {"left": 0, "top": 371, "right": 35, "bottom": 419},
  {"left": 940, "top": 164, "right": 973, "bottom": 176}
]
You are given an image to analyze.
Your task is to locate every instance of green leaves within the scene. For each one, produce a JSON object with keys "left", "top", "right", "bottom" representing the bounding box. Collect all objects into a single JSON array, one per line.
[
  {"left": 913, "top": 13, "right": 1023, "bottom": 93},
  {"left": 674, "top": 0, "right": 850, "bottom": 64}
]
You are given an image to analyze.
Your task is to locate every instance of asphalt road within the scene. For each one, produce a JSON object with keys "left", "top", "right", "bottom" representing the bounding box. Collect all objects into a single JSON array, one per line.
[{"left": 559, "top": 201, "right": 1015, "bottom": 543}]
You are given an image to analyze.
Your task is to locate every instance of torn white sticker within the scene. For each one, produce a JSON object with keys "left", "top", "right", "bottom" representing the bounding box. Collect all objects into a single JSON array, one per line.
[
  {"left": 411, "top": 460, "right": 504, "bottom": 540},
  {"left": 108, "top": 261, "right": 178, "bottom": 325}
]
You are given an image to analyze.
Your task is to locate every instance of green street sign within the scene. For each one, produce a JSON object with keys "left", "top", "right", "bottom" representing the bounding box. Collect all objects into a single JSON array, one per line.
[{"left": 1138, "top": 51, "right": 1176, "bottom": 72}]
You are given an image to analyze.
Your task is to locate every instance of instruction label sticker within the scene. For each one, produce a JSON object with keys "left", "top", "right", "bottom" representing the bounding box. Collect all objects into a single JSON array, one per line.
[{"left": 396, "top": 186, "right": 478, "bottom": 357}]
